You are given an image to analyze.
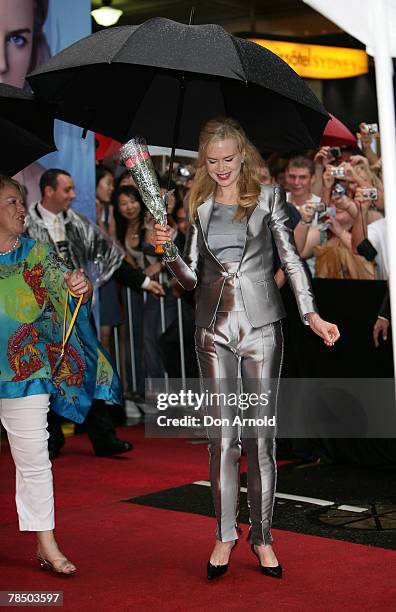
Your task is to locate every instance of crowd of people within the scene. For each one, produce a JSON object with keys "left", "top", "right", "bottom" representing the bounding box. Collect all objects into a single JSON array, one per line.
[{"left": 87, "top": 121, "right": 389, "bottom": 400}]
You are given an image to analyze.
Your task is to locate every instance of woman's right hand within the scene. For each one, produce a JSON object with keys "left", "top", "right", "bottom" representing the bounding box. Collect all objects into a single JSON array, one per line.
[{"left": 149, "top": 223, "right": 173, "bottom": 247}]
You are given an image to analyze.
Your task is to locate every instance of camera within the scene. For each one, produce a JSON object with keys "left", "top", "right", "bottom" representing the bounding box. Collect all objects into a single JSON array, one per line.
[
  {"left": 178, "top": 166, "right": 191, "bottom": 178},
  {"left": 313, "top": 201, "right": 327, "bottom": 213},
  {"left": 329, "top": 146, "right": 341, "bottom": 158},
  {"left": 319, "top": 206, "right": 336, "bottom": 219},
  {"left": 362, "top": 187, "right": 378, "bottom": 201},
  {"left": 318, "top": 206, "right": 336, "bottom": 229},
  {"left": 332, "top": 183, "right": 346, "bottom": 196},
  {"left": 361, "top": 123, "right": 379, "bottom": 135},
  {"left": 330, "top": 166, "right": 345, "bottom": 179}
]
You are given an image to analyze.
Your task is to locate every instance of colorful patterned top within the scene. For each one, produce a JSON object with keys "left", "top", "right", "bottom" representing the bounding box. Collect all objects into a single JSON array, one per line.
[{"left": 0, "top": 237, "right": 121, "bottom": 423}]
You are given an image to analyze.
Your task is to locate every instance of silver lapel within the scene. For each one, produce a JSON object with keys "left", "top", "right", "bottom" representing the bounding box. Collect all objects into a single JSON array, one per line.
[
  {"left": 238, "top": 202, "right": 261, "bottom": 267},
  {"left": 197, "top": 197, "right": 225, "bottom": 270}
]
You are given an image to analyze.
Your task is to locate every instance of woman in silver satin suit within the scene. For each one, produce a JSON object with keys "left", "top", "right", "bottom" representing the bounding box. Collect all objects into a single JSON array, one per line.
[{"left": 152, "top": 118, "right": 340, "bottom": 580}]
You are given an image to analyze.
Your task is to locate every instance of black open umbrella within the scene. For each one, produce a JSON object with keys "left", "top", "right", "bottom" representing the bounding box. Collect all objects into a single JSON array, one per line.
[
  {"left": 28, "top": 17, "right": 329, "bottom": 158},
  {"left": 0, "top": 83, "right": 56, "bottom": 176}
]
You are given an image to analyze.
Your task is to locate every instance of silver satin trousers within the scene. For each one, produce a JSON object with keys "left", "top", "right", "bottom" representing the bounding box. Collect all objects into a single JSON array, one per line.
[{"left": 195, "top": 309, "right": 283, "bottom": 545}]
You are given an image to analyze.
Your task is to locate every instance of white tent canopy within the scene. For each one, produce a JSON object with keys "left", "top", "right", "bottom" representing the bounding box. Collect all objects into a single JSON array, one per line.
[
  {"left": 304, "top": 0, "right": 396, "bottom": 373},
  {"left": 148, "top": 146, "right": 197, "bottom": 159},
  {"left": 304, "top": 0, "right": 396, "bottom": 56}
]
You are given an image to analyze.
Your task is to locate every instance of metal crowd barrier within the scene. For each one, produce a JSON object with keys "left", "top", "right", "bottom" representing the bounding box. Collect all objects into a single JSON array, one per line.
[{"left": 111, "top": 275, "right": 187, "bottom": 396}]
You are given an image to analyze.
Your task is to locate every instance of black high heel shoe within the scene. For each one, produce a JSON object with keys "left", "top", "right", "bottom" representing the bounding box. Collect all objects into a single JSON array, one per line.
[
  {"left": 207, "top": 540, "right": 237, "bottom": 580},
  {"left": 251, "top": 544, "right": 282, "bottom": 579}
]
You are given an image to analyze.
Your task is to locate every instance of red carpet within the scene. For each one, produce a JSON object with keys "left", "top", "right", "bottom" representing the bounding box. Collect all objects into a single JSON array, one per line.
[{"left": 1, "top": 425, "right": 396, "bottom": 610}]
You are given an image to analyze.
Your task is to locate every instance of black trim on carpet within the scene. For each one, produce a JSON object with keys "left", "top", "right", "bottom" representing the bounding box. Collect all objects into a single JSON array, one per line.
[{"left": 124, "top": 463, "right": 396, "bottom": 550}]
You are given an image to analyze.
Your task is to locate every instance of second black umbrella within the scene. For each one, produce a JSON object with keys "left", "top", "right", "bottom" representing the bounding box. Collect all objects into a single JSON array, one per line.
[{"left": 0, "top": 83, "right": 56, "bottom": 177}]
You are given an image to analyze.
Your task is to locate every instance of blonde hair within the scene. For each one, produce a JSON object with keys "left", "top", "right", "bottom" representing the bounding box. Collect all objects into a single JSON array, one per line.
[
  {"left": 354, "top": 162, "right": 383, "bottom": 191},
  {"left": 0, "top": 175, "right": 23, "bottom": 193},
  {"left": 188, "top": 117, "right": 262, "bottom": 222}
]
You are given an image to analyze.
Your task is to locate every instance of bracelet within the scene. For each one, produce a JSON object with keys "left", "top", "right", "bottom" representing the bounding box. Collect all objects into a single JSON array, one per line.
[{"left": 162, "top": 241, "right": 179, "bottom": 262}]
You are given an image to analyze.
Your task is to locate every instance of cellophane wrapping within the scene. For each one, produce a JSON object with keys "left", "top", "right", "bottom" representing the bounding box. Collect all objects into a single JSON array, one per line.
[{"left": 119, "top": 137, "right": 177, "bottom": 260}]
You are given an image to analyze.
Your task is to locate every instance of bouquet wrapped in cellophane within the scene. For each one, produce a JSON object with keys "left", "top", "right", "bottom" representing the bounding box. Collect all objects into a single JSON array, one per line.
[{"left": 119, "top": 136, "right": 177, "bottom": 258}]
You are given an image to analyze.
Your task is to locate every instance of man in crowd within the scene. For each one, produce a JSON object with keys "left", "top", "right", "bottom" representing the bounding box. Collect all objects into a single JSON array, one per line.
[
  {"left": 25, "top": 168, "right": 164, "bottom": 458},
  {"left": 285, "top": 155, "right": 321, "bottom": 210}
]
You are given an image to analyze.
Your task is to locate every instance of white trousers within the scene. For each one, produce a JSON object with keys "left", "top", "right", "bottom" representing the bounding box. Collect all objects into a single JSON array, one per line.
[{"left": 0, "top": 394, "right": 55, "bottom": 531}]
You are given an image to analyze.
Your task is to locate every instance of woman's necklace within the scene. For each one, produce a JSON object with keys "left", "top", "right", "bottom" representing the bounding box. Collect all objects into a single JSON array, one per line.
[
  {"left": 127, "top": 225, "right": 140, "bottom": 241},
  {"left": 0, "top": 236, "right": 20, "bottom": 255}
]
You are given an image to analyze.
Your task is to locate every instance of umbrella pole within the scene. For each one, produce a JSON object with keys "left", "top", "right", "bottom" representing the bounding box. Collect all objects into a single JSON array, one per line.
[
  {"left": 166, "top": 75, "right": 186, "bottom": 191},
  {"left": 166, "top": 7, "right": 194, "bottom": 191}
]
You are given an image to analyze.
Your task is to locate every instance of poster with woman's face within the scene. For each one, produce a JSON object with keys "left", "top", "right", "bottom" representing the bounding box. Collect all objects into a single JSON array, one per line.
[
  {"left": 0, "top": 0, "right": 36, "bottom": 87},
  {"left": 0, "top": 0, "right": 95, "bottom": 219}
]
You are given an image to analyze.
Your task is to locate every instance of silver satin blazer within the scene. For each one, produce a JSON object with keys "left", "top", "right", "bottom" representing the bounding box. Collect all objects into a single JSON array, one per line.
[{"left": 166, "top": 184, "right": 317, "bottom": 328}]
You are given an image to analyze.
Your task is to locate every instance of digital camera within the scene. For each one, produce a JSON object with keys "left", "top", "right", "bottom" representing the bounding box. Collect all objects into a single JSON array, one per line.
[
  {"left": 319, "top": 206, "right": 336, "bottom": 219},
  {"left": 361, "top": 123, "right": 379, "bottom": 135},
  {"left": 329, "top": 146, "right": 341, "bottom": 158},
  {"left": 314, "top": 201, "right": 327, "bottom": 213},
  {"left": 362, "top": 188, "right": 378, "bottom": 201},
  {"left": 332, "top": 183, "right": 347, "bottom": 196},
  {"left": 331, "top": 166, "right": 345, "bottom": 179}
]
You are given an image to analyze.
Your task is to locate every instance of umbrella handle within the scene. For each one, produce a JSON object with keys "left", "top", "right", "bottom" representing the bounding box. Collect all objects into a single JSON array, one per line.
[{"left": 155, "top": 244, "right": 165, "bottom": 255}]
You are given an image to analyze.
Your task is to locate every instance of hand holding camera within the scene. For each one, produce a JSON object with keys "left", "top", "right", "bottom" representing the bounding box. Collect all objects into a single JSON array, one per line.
[
  {"left": 323, "top": 213, "right": 343, "bottom": 238},
  {"left": 299, "top": 201, "right": 317, "bottom": 225},
  {"left": 358, "top": 122, "right": 379, "bottom": 150},
  {"left": 331, "top": 189, "right": 357, "bottom": 218},
  {"left": 360, "top": 122, "right": 379, "bottom": 136},
  {"left": 354, "top": 186, "right": 377, "bottom": 208},
  {"left": 349, "top": 154, "right": 370, "bottom": 167},
  {"left": 314, "top": 146, "right": 334, "bottom": 166},
  {"left": 336, "top": 161, "right": 361, "bottom": 184}
]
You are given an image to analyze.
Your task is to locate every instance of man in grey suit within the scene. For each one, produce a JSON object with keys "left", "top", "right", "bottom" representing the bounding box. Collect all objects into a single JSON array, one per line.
[{"left": 152, "top": 118, "right": 340, "bottom": 580}]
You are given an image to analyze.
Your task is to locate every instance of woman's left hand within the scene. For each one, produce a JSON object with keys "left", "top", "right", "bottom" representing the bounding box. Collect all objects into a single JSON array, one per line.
[
  {"left": 65, "top": 268, "right": 92, "bottom": 302},
  {"left": 306, "top": 312, "right": 340, "bottom": 347}
]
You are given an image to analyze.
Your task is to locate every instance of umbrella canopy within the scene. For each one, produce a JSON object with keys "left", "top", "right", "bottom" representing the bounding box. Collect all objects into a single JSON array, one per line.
[
  {"left": 321, "top": 113, "right": 357, "bottom": 147},
  {"left": 0, "top": 83, "right": 56, "bottom": 176},
  {"left": 28, "top": 17, "right": 329, "bottom": 153}
]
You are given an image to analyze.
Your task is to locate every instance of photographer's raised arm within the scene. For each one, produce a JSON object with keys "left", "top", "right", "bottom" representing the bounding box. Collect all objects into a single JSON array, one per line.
[{"left": 351, "top": 190, "right": 370, "bottom": 254}]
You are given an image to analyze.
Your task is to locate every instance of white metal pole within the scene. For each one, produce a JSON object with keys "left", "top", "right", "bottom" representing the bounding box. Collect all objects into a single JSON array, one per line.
[
  {"left": 113, "top": 325, "right": 121, "bottom": 375},
  {"left": 126, "top": 288, "right": 137, "bottom": 392},
  {"left": 372, "top": 0, "right": 396, "bottom": 381},
  {"left": 177, "top": 297, "right": 186, "bottom": 383},
  {"left": 159, "top": 271, "right": 169, "bottom": 393}
]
